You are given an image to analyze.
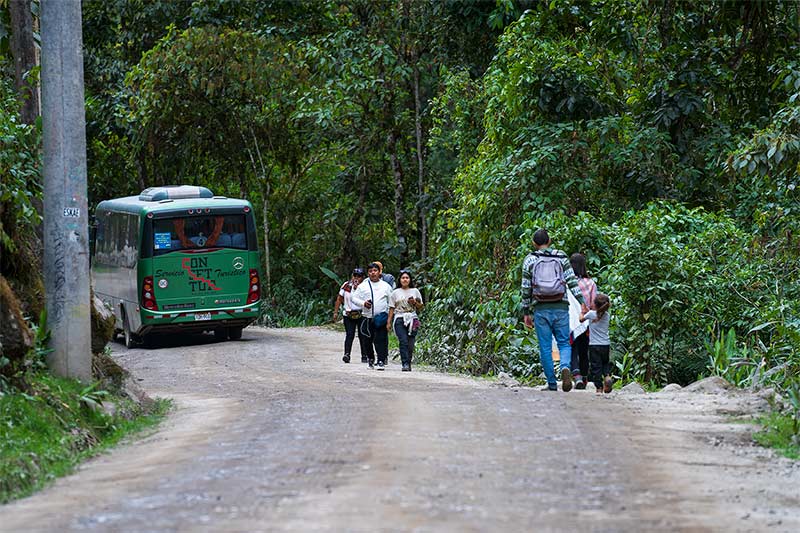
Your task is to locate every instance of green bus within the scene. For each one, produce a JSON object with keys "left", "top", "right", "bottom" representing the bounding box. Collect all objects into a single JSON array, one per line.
[{"left": 91, "top": 185, "right": 262, "bottom": 347}]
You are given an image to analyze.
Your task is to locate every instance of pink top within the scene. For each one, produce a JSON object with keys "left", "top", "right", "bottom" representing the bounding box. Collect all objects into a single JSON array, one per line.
[{"left": 577, "top": 277, "right": 597, "bottom": 309}]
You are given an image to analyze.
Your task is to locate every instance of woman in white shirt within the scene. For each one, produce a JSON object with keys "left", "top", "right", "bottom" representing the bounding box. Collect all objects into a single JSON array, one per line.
[
  {"left": 333, "top": 268, "right": 366, "bottom": 364},
  {"left": 388, "top": 270, "right": 424, "bottom": 372}
]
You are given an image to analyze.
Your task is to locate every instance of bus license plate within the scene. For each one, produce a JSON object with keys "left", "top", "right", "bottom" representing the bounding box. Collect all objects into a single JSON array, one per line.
[{"left": 194, "top": 312, "right": 212, "bottom": 321}]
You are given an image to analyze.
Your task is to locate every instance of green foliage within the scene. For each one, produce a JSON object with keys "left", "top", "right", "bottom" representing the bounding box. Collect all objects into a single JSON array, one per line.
[
  {"left": 259, "top": 277, "right": 329, "bottom": 328},
  {"left": 0, "top": 75, "right": 41, "bottom": 256},
  {"left": 416, "top": 2, "right": 800, "bottom": 397},
  {"left": 0, "top": 372, "right": 170, "bottom": 503},
  {"left": 754, "top": 386, "right": 800, "bottom": 460},
  {"left": 706, "top": 328, "right": 760, "bottom": 389},
  {"left": 319, "top": 266, "right": 342, "bottom": 287}
]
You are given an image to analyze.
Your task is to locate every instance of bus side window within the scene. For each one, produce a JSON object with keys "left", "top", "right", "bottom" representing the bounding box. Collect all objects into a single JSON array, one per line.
[
  {"left": 123, "top": 214, "right": 138, "bottom": 268},
  {"left": 94, "top": 212, "right": 107, "bottom": 264}
]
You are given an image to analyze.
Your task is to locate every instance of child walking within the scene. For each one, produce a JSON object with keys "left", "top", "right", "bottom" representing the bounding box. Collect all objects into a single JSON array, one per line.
[{"left": 580, "top": 293, "right": 612, "bottom": 393}]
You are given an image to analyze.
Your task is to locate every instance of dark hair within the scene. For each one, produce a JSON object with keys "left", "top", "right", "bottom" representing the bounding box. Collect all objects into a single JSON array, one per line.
[
  {"left": 367, "top": 262, "right": 381, "bottom": 271},
  {"left": 533, "top": 228, "right": 550, "bottom": 246},
  {"left": 594, "top": 293, "right": 610, "bottom": 320},
  {"left": 398, "top": 269, "right": 414, "bottom": 288},
  {"left": 570, "top": 253, "right": 588, "bottom": 278}
]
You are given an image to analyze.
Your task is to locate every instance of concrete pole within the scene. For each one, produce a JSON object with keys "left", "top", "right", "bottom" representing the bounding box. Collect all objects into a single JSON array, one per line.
[{"left": 41, "top": 0, "right": 92, "bottom": 381}]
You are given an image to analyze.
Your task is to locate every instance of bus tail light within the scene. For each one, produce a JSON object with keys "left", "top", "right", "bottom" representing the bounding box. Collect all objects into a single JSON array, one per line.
[
  {"left": 142, "top": 276, "right": 158, "bottom": 310},
  {"left": 246, "top": 269, "right": 260, "bottom": 304}
]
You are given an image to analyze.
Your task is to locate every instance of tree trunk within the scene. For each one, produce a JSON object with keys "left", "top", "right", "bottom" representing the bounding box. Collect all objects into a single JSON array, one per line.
[
  {"left": 413, "top": 61, "right": 427, "bottom": 261},
  {"left": 9, "top": 0, "right": 39, "bottom": 125},
  {"left": 262, "top": 181, "right": 271, "bottom": 300},
  {"left": 388, "top": 127, "right": 407, "bottom": 264},
  {"left": 339, "top": 163, "right": 369, "bottom": 269}
]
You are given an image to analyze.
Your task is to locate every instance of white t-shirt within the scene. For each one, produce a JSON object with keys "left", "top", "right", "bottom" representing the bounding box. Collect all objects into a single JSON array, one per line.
[
  {"left": 389, "top": 288, "right": 423, "bottom": 315},
  {"left": 338, "top": 280, "right": 362, "bottom": 312},
  {"left": 583, "top": 310, "right": 610, "bottom": 346},
  {"left": 351, "top": 278, "right": 393, "bottom": 318}
]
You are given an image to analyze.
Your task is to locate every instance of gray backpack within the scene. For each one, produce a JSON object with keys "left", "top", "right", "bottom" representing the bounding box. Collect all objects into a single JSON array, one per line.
[{"left": 531, "top": 253, "right": 566, "bottom": 302}]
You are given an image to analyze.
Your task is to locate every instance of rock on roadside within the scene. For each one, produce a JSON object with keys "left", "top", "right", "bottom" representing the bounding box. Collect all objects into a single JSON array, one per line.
[
  {"left": 91, "top": 291, "right": 115, "bottom": 355},
  {"left": 0, "top": 274, "right": 33, "bottom": 364},
  {"left": 683, "top": 376, "right": 733, "bottom": 394},
  {"left": 618, "top": 382, "right": 646, "bottom": 395},
  {"left": 496, "top": 372, "right": 521, "bottom": 388}
]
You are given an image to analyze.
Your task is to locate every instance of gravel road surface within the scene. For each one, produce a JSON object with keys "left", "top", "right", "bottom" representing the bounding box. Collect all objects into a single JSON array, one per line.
[{"left": 1, "top": 326, "right": 798, "bottom": 532}]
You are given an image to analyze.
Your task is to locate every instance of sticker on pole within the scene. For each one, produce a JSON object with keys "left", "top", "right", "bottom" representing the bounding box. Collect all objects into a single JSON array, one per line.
[{"left": 63, "top": 207, "right": 80, "bottom": 218}]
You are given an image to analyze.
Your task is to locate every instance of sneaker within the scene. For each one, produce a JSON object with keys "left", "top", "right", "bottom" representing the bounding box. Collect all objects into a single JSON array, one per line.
[
  {"left": 603, "top": 376, "right": 614, "bottom": 393},
  {"left": 376, "top": 361, "right": 385, "bottom": 371},
  {"left": 561, "top": 368, "right": 573, "bottom": 392},
  {"left": 574, "top": 373, "right": 586, "bottom": 390},
  {"left": 342, "top": 354, "right": 351, "bottom": 363},
  {"left": 368, "top": 360, "right": 374, "bottom": 369},
  {"left": 401, "top": 364, "right": 411, "bottom": 372},
  {"left": 547, "top": 383, "right": 558, "bottom": 391}
]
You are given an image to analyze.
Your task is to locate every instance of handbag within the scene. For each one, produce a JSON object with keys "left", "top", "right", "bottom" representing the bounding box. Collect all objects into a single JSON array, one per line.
[
  {"left": 347, "top": 310, "right": 362, "bottom": 320},
  {"left": 369, "top": 280, "right": 389, "bottom": 327}
]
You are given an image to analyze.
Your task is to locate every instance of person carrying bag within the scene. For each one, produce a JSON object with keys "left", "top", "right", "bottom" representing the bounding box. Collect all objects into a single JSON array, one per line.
[
  {"left": 351, "top": 262, "right": 393, "bottom": 370},
  {"left": 333, "top": 268, "right": 367, "bottom": 363}
]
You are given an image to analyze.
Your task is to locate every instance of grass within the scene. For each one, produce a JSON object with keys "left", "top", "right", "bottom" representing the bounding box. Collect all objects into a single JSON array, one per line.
[
  {"left": 0, "top": 373, "right": 171, "bottom": 503},
  {"left": 753, "top": 412, "right": 800, "bottom": 460}
]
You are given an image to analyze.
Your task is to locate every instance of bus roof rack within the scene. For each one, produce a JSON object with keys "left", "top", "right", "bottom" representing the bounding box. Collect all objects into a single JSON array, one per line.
[{"left": 139, "top": 185, "right": 214, "bottom": 202}]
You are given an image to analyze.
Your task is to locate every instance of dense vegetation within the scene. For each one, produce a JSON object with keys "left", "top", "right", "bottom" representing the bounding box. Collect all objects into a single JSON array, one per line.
[
  {"left": 418, "top": 1, "right": 800, "bottom": 398},
  {"left": 1, "top": 0, "right": 798, "bottom": 409}
]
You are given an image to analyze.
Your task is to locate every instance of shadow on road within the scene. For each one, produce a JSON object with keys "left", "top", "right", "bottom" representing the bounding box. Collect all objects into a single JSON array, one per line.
[{"left": 115, "top": 332, "right": 258, "bottom": 351}]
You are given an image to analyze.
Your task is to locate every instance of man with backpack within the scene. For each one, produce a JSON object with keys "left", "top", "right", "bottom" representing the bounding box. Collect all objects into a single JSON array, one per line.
[{"left": 521, "top": 229, "right": 587, "bottom": 392}]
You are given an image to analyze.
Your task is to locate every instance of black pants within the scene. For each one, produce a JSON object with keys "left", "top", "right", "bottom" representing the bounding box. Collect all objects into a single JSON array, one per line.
[
  {"left": 343, "top": 315, "right": 359, "bottom": 356},
  {"left": 360, "top": 317, "right": 388, "bottom": 364},
  {"left": 589, "top": 345, "right": 611, "bottom": 389},
  {"left": 571, "top": 330, "right": 590, "bottom": 378}
]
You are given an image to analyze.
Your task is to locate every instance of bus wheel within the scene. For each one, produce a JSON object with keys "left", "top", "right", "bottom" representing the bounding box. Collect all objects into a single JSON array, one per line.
[
  {"left": 214, "top": 328, "right": 228, "bottom": 342},
  {"left": 228, "top": 327, "right": 243, "bottom": 341},
  {"left": 123, "top": 314, "right": 137, "bottom": 349}
]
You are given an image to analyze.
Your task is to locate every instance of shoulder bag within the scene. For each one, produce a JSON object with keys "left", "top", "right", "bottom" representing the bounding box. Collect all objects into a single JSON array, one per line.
[{"left": 369, "top": 281, "right": 389, "bottom": 327}]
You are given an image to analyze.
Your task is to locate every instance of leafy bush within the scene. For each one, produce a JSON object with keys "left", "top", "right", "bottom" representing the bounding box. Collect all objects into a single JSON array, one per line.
[
  {"left": 258, "top": 277, "right": 329, "bottom": 328},
  {"left": 0, "top": 76, "right": 42, "bottom": 260},
  {"left": 420, "top": 200, "right": 799, "bottom": 392}
]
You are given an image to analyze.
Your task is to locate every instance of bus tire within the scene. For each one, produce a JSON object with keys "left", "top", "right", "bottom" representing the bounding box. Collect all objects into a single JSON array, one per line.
[
  {"left": 123, "top": 313, "right": 137, "bottom": 349},
  {"left": 139, "top": 334, "right": 153, "bottom": 349},
  {"left": 228, "top": 326, "right": 243, "bottom": 341},
  {"left": 214, "top": 328, "right": 228, "bottom": 341}
]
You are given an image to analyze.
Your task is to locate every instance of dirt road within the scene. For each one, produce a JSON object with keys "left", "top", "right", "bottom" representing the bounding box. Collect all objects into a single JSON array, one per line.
[{"left": 1, "top": 327, "right": 798, "bottom": 532}]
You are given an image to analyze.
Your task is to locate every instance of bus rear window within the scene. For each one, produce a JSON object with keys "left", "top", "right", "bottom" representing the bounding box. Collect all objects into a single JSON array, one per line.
[{"left": 152, "top": 215, "right": 247, "bottom": 255}]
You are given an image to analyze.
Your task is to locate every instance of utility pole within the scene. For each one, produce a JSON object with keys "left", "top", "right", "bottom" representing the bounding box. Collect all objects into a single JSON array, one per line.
[{"left": 40, "top": 0, "right": 91, "bottom": 381}]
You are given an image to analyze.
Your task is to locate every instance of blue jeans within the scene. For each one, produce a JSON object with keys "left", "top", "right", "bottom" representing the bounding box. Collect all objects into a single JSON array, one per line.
[
  {"left": 393, "top": 318, "right": 415, "bottom": 366},
  {"left": 534, "top": 307, "right": 572, "bottom": 386}
]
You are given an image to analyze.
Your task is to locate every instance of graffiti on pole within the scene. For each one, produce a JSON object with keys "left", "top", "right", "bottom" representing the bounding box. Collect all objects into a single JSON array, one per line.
[{"left": 49, "top": 225, "right": 67, "bottom": 326}]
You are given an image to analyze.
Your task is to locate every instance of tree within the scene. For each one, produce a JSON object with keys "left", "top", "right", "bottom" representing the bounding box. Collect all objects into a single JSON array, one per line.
[{"left": 8, "top": 0, "right": 38, "bottom": 124}]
